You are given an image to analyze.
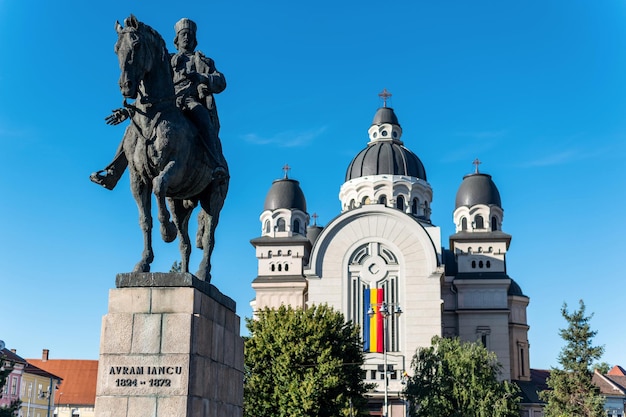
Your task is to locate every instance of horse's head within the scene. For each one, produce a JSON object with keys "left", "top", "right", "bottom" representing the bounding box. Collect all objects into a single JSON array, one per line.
[{"left": 114, "top": 15, "right": 166, "bottom": 99}]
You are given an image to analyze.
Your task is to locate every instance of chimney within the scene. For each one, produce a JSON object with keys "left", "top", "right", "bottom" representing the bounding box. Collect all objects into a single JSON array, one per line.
[{"left": 42, "top": 349, "right": 49, "bottom": 361}]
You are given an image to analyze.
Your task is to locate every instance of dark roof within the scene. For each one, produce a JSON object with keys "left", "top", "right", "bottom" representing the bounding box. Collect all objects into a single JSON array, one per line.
[
  {"left": 455, "top": 173, "right": 502, "bottom": 209},
  {"left": 263, "top": 178, "right": 307, "bottom": 212},
  {"left": 515, "top": 369, "right": 550, "bottom": 404},
  {"left": 1, "top": 349, "right": 27, "bottom": 365},
  {"left": 346, "top": 141, "right": 427, "bottom": 181},
  {"left": 508, "top": 278, "right": 526, "bottom": 297},
  {"left": 455, "top": 271, "right": 510, "bottom": 280},
  {"left": 371, "top": 106, "right": 399, "bottom": 126},
  {"left": 306, "top": 225, "right": 323, "bottom": 246}
]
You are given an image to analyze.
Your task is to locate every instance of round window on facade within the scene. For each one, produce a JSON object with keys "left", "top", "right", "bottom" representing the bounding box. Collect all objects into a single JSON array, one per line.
[{"left": 382, "top": 130, "right": 388, "bottom": 136}]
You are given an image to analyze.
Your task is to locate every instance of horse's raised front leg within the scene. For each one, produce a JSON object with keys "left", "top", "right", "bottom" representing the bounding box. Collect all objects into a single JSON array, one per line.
[
  {"left": 168, "top": 197, "right": 195, "bottom": 273},
  {"left": 132, "top": 177, "right": 154, "bottom": 272},
  {"left": 152, "top": 161, "right": 177, "bottom": 243}
]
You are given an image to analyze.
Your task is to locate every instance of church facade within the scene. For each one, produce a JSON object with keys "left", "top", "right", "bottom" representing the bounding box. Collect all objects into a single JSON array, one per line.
[{"left": 250, "top": 101, "right": 537, "bottom": 416}]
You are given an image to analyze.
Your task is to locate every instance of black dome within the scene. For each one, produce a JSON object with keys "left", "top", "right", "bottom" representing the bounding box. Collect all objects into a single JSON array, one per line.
[
  {"left": 346, "top": 142, "right": 427, "bottom": 181},
  {"left": 263, "top": 178, "right": 307, "bottom": 211},
  {"left": 508, "top": 278, "right": 526, "bottom": 297},
  {"left": 372, "top": 107, "right": 399, "bottom": 126},
  {"left": 306, "top": 224, "right": 323, "bottom": 246},
  {"left": 455, "top": 173, "right": 501, "bottom": 209},
  {"left": 345, "top": 106, "right": 427, "bottom": 181}
]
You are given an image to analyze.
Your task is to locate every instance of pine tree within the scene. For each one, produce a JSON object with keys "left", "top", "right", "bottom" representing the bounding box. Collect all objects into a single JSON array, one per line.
[{"left": 540, "top": 300, "right": 605, "bottom": 417}]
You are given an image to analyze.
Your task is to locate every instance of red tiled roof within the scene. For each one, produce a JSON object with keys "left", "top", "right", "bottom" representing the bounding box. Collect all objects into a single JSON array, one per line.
[
  {"left": 27, "top": 359, "right": 98, "bottom": 406},
  {"left": 24, "top": 362, "right": 62, "bottom": 382},
  {"left": 608, "top": 365, "right": 626, "bottom": 376}
]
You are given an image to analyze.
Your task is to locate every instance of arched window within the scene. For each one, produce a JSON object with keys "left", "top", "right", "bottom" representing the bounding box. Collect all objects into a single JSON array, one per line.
[
  {"left": 362, "top": 196, "right": 370, "bottom": 205},
  {"left": 379, "top": 195, "right": 387, "bottom": 205},
  {"left": 284, "top": 263, "right": 289, "bottom": 272},
  {"left": 475, "top": 215, "right": 484, "bottom": 229},
  {"left": 347, "top": 242, "right": 401, "bottom": 352},
  {"left": 412, "top": 198, "right": 419, "bottom": 215},
  {"left": 396, "top": 195, "right": 405, "bottom": 211},
  {"left": 349, "top": 199, "right": 356, "bottom": 209},
  {"left": 486, "top": 260, "right": 491, "bottom": 268},
  {"left": 479, "top": 260, "right": 484, "bottom": 268},
  {"left": 264, "top": 219, "right": 270, "bottom": 234},
  {"left": 491, "top": 216, "right": 498, "bottom": 231},
  {"left": 471, "top": 260, "right": 476, "bottom": 268},
  {"left": 461, "top": 217, "right": 468, "bottom": 231},
  {"left": 271, "top": 264, "right": 275, "bottom": 272},
  {"left": 293, "top": 219, "right": 301, "bottom": 235},
  {"left": 277, "top": 264, "right": 282, "bottom": 271},
  {"left": 276, "top": 218, "right": 286, "bottom": 232}
]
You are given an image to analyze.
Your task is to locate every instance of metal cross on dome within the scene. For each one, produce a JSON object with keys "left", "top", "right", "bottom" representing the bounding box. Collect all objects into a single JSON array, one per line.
[
  {"left": 282, "top": 163, "right": 291, "bottom": 179},
  {"left": 378, "top": 88, "right": 392, "bottom": 107},
  {"left": 473, "top": 158, "right": 482, "bottom": 174},
  {"left": 312, "top": 212, "right": 319, "bottom": 226}
]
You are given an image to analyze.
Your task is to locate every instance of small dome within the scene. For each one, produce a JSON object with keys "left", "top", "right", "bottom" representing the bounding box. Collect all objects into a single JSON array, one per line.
[
  {"left": 263, "top": 178, "right": 307, "bottom": 212},
  {"left": 306, "top": 224, "right": 323, "bottom": 246},
  {"left": 372, "top": 107, "right": 399, "bottom": 126},
  {"left": 455, "top": 173, "right": 501, "bottom": 209},
  {"left": 508, "top": 278, "right": 526, "bottom": 297},
  {"left": 345, "top": 106, "right": 427, "bottom": 181}
]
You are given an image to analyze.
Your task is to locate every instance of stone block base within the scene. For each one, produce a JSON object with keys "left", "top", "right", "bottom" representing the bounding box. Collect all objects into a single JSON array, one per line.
[{"left": 94, "top": 273, "right": 243, "bottom": 417}]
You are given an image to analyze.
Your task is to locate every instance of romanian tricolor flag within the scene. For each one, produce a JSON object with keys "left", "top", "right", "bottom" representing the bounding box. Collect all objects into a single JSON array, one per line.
[{"left": 363, "top": 287, "right": 384, "bottom": 353}]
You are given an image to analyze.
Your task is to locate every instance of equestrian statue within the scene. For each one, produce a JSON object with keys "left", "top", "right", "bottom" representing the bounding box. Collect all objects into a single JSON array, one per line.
[{"left": 91, "top": 15, "right": 228, "bottom": 282}]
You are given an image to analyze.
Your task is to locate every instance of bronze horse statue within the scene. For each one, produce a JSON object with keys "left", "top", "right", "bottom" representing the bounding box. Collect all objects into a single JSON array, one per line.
[{"left": 113, "top": 15, "right": 228, "bottom": 281}]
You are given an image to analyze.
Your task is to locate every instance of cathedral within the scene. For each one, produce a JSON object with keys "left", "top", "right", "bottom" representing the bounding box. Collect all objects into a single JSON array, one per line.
[{"left": 250, "top": 94, "right": 538, "bottom": 416}]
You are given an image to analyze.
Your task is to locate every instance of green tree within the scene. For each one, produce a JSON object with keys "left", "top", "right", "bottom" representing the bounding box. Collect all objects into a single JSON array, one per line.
[
  {"left": 244, "top": 304, "right": 369, "bottom": 417},
  {"left": 540, "top": 300, "right": 605, "bottom": 417},
  {"left": 404, "top": 335, "right": 520, "bottom": 417},
  {"left": 169, "top": 260, "right": 182, "bottom": 272},
  {"left": 594, "top": 362, "right": 611, "bottom": 375},
  {"left": 0, "top": 354, "right": 21, "bottom": 417}
]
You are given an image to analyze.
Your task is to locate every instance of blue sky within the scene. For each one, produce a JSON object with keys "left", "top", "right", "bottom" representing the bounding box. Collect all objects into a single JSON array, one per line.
[{"left": 1, "top": 0, "right": 625, "bottom": 370}]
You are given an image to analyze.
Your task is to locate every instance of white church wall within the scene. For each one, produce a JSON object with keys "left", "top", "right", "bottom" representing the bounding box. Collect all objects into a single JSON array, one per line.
[{"left": 458, "top": 312, "right": 512, "bottom": 381}]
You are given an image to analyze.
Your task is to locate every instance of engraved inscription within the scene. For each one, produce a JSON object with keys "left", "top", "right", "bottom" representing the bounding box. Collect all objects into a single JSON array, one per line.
[{"left": 104, "top": 364, "right": 184, "bottom": 393}]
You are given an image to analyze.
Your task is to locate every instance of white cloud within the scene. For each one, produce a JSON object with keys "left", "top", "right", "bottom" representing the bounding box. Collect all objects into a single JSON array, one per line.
[
  {"left": 242, "top": 126, "right": 327, "bottom": 148},
  {"left": 523, "top": 149, "right": 581, "bottom": 167}
]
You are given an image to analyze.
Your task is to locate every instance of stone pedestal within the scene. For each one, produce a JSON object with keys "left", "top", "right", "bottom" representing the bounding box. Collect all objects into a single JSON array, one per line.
[{"left": 94, "top": 273, "right": 244, "bottom": 417}]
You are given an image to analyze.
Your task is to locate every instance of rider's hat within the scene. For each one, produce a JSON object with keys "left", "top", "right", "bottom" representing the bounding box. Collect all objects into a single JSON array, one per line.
[{"left": 174, "top": 18, "right": 197, "bottom": 35}]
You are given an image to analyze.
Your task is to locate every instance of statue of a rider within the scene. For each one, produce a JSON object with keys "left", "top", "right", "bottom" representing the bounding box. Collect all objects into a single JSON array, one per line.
[{"left": 90, "top": 18, "right": 227, "bottom": 189}]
